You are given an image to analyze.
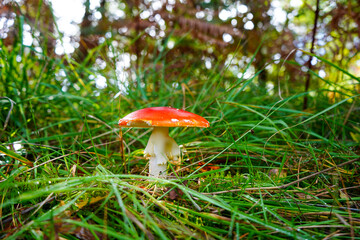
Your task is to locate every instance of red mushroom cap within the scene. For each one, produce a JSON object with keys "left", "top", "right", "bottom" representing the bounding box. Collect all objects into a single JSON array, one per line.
[{"left": 118, "top": 107, "right": 209, "bottom": 128}]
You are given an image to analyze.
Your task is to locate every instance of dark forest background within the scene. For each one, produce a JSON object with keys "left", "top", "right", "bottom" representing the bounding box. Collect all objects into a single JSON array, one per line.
[{"left": 1, "top": 0, "right": 359, "bottom": 105}]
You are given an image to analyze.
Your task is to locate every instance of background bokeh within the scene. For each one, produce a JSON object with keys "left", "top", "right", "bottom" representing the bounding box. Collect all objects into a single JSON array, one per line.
[{"left": 1, "top": 0, "right": 359, "bottom": 98}]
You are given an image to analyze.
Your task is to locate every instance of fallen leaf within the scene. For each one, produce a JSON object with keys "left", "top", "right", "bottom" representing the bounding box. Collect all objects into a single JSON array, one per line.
[
  {"left": 197, "top": 161, "right": 220, "bottom": 172},
  {"left": 75, "top": 196, "right": 108, "bottom": 209}
]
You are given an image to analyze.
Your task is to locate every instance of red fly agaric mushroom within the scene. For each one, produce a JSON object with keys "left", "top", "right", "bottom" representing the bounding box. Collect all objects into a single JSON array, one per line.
[{"left": 118, "top": 107, "right": 209, "bottom": 178}]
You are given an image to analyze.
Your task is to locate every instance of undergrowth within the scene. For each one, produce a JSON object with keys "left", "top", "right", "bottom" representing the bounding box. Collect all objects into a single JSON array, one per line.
[{"left": 1, "top": 18, "right": 360, "bottom": 240}]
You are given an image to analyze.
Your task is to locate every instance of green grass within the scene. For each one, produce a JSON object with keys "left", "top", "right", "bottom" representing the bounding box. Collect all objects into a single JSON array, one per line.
[{"left": 1, "top": 26, "right": 360, "bottom": 239}]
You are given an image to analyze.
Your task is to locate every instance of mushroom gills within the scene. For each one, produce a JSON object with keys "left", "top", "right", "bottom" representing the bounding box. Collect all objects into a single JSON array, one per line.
[{"left": 144, "top": 127, "right": 180, "bottom": 177}]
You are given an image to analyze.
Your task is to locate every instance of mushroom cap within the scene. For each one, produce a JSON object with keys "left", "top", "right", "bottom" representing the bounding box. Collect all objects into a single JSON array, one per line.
[{"left": 118, "top": 107, "right": 209, "bottom": 128}]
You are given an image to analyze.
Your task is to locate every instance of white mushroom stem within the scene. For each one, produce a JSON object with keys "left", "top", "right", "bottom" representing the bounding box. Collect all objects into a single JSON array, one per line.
[{"left": 144, "top": 127, "right": 180, "bottom": 178}]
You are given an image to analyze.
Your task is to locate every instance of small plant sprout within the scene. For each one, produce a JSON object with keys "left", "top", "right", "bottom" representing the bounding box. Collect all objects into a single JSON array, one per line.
[{"left": 118, "top": 107, "right": 209, "bottom": 178}]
